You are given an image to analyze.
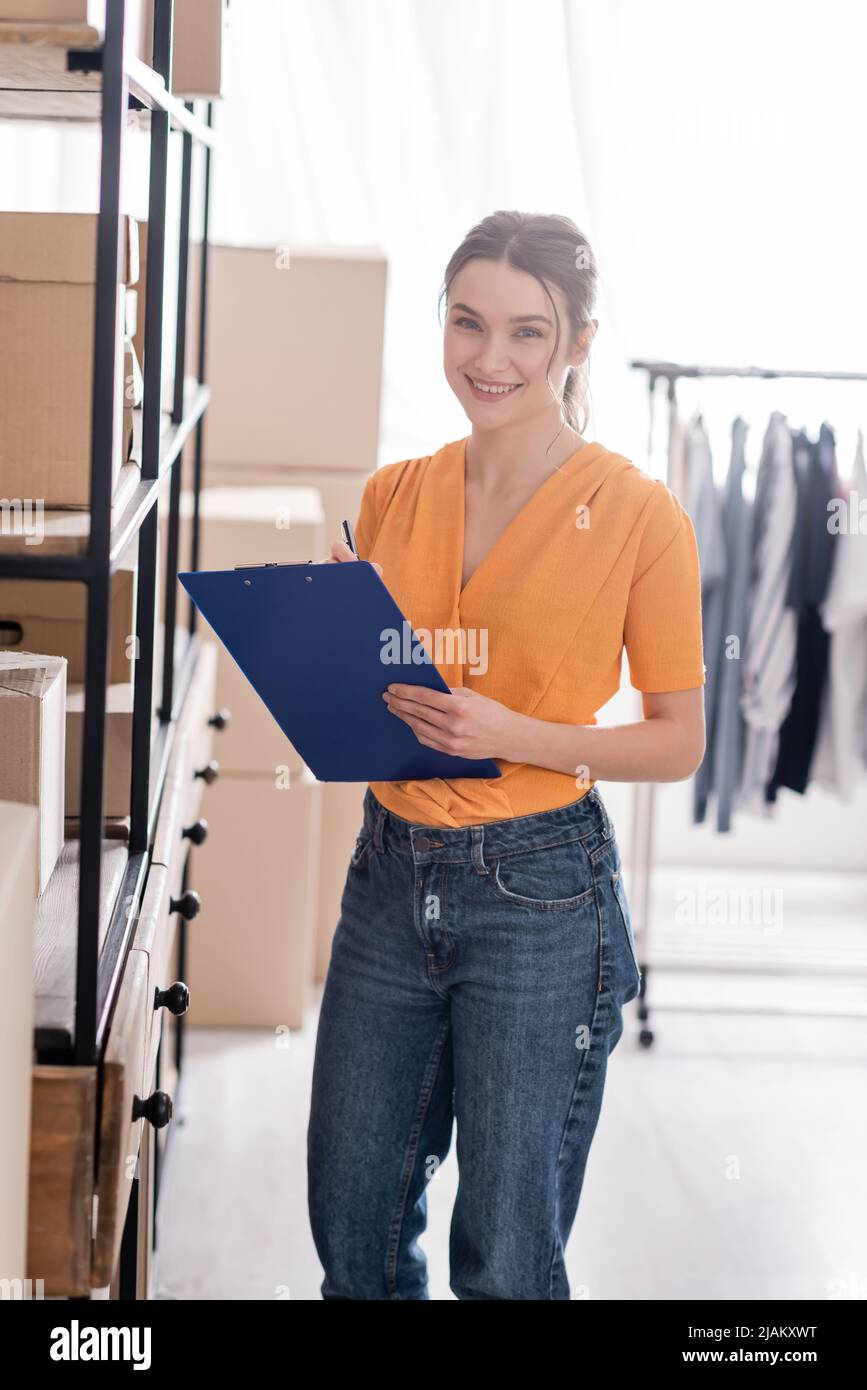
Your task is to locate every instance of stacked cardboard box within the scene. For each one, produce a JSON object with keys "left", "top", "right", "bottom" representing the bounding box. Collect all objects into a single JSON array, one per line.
[
  {"left": 0, "top": 565, "right": 137, "bottom": 686},
  {"left": 0, "top": 655, "right": 66, "bottom": 895},
  {"left": 133, "top": 218, "right": 180, "bottom": 416},
  {"left": 0, "top": 559, "right": 143, "bottom": 834},
  {"left": 0, "top": 799, "right": 38, "bottom": 1289},
  {"left": 0, "top": 2, "right": 106, "bottom": 22},
  {"left": 141, "top": 0, "right": 229, "bottom": 97},
  {"left": 186, "top": 241, "right": 386, "bottom": 984},
  {"left": 0, "top": 211, "right": 141, "bottom": 508},
  {"left": 0, "top": 3, "right": 224, "bottom": 91},
  {"left": 184, "top": 486, "right": 325, "bottom": 1029},
  {"left": 187, "top": 242, "right": 385, "bottom": 474}
]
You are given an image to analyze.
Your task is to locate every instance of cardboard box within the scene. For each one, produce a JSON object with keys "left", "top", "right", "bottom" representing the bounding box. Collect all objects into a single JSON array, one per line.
[
  {"left": 0, "top": 565, "right": 137, "bottom": 686},
  {"left": 187, "top": 769, "right": 322, "bottom": 1029},
  {"left": 0, "top": 1, "right": 146, "bottom": 55},
  {"left": 0, "top": 2, "right": 105, "bottom": 20},
  {"left": 141, "top": 0, "right": 227, "bottom": 96},
  {"left": 0, "top": 654, "right": 66, "bottom": 895},
  {"left": 171, "top": 0, "right": 227, "bottom": 96},
  {"left": 133, "top": 219, "right": 179, "bottom": 415},
  {"left": 187, "top": 243, "right": 386, "bottom": 472},
  {"left": 181, "top": 473, "right": 373, "bottom": 962},
  {"left": 0, "top": 800, "right": 38, "bottom": 1289},
  {"left": 65, "top": 681, "right": 133, "bottom": 819},
  {"left": 314, "top": 781, "right": 369, "bottom": 981},
  {"left": 202, "top": 462, "right": 369, "bottom": 562},
  {"left": 0, "top": 211, "right": 139, "bottom": 507}
]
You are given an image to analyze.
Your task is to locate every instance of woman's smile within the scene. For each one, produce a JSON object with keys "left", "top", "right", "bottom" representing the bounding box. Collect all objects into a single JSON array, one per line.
[{"left": 464, "top": 371, "right": 525, "bottom": 402}]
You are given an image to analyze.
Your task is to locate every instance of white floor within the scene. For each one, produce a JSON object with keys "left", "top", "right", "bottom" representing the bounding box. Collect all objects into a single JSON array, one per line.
[{"left": 152, "top": 868, "right": 867, "bottom": 1301}]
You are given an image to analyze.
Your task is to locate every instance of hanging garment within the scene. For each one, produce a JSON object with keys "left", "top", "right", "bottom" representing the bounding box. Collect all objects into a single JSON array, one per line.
[
  {"left": 708, "top": 417, "right": 755, "bottom": 831},
  {"left": 810, "top": 430, "right": 867, "bottom": 797},
  {"left": 668, "top": 404, "right": 689, "bottom": 501},
  {"left": 686, "top": 415, "right": 727, "bottom": 824},
  {"left": 352, "top": 435, "right": 706, "bottom": 828},
  {"left": 766, "top": 423, "right": 840, "bottom": 800},
  {"left": 736, "top": 411, "right": 799, "bottom": 815}
]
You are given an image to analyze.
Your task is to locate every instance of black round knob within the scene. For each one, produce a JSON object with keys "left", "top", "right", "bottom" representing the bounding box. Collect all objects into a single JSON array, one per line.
[
  {"left": 182, "top": 818, "right": 209, "bottom": 845},
  {"left": 208, "top": 708, "right": 231, "bottom": 730},
  {"left": 194, "top": 759, "right": 219, "bottom": 784},
  {"left": 170, "top": 889, "right": 201, "bottom": 920},
  {"left": 154, "top": 981, "right": 190, "bottom": 1016},
  {"left": 133, "top": 1091, "right": 173, "bottom": 1129}
]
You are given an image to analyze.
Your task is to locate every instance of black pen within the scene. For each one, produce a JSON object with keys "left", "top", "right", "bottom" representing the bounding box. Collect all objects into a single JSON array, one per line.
[{"left": 341, "top": 518, "right": 359, "bottom": 556}]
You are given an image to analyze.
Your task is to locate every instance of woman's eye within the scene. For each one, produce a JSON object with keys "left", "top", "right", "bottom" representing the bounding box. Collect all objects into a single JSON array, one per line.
[{"left": 452, "top": 318, "right": 541, "bottom": 339}]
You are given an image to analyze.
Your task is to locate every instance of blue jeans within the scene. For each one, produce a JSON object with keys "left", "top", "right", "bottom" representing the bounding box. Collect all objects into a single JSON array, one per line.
[{"left": 307, "top": 784, "right": 642, "bottom": 1300}]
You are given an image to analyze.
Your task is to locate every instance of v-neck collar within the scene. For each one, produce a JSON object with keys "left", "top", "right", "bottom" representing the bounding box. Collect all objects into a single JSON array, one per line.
[{"left": 456, "top": 433, "right": 604, "bottom": 603}]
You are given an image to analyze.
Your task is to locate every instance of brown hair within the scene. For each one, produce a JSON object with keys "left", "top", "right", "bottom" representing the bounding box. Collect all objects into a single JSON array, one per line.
[{"left": 438, "top": 211, "right": 598, "bottom": 447}]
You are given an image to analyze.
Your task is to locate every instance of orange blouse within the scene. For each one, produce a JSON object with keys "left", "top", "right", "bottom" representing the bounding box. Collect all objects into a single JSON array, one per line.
[{"left": 353, "top": 435, "right": 706, "bottom": 828}]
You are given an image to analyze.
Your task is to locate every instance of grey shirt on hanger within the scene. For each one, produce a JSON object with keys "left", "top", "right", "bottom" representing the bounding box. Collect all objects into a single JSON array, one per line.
[
  {"left": 686, "top": 414, "right": 727, "bottom": 824},
  {"left": 710, "top": 417, "right": 755, "bottom": 832},
  {"left": 736, "top": 411, "right": 799, "bottom": 815}
]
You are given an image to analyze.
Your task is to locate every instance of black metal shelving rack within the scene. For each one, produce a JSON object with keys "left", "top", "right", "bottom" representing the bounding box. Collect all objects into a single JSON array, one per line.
[{"left": 0, "top": 0, "right": 215, "bottom": 1073}]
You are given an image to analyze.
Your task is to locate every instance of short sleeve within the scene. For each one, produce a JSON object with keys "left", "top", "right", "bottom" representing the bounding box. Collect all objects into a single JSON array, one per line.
[
  {"left": 353, "top": 468, "right": 379, "bottom": 559},
  {"left": 623, "top": 483, "right": 707, "bottom": 693}
]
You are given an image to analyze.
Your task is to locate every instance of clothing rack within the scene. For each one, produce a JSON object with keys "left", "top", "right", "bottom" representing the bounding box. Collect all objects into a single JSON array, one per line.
[{"left": 625, "top": 358, "right": 867, "bottom": 1046}]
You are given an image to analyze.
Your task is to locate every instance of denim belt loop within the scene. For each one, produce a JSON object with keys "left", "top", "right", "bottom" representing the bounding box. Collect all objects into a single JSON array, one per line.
[
  {"left": 470, "top": 825, "right": 487, "bottom": 873},
  {"left": 592, "top": 787, "right": 612, "bottom": 841},
  {"left": 373, "top": 802, "right": 386, "bottom": 853}
]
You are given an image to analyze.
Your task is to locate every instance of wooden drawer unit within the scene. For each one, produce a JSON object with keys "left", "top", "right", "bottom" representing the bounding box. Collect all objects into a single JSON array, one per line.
[
  {"left": 91, "top": 946, "right": 152, "bottom": 1289},
  {"left": 132, "top": 862, "right": 190, "bottom": 1086},
  {"left": 27, "top": 942, "right": 164, "bottom": 1295},
  {"left": 26, "top": 644, "right": 219, "bottom": 1295},
  {"left": 180, "top": 637, "right": 221, "bottom": 829},
  {"left": 27, "top": 1067, "right": 97, "bottom": 1297},
  {"left": 156, "top": 921, "right": 182, "bottom": 1166},
  {"left": 152, "top": 728, "right": 191, "bottom": 879}
]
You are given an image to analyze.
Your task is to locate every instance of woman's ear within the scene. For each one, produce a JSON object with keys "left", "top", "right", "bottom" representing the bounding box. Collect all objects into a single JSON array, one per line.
[{"left": 571, "top": 320, "right": 598, "bottom": 369}]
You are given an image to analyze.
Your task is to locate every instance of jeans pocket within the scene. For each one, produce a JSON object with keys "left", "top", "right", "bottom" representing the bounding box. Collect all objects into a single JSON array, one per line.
[
  {"left": 488, "top": 838, "right": 595, "bottom": 912},
  {"left": 611, "top": 868, "right": 641, "bottom": 987}
]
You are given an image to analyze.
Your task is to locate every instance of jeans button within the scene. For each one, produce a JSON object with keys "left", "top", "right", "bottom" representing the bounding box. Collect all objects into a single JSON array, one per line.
[{"left": 415, "top": 835, "right": 431, "bottom": 851}]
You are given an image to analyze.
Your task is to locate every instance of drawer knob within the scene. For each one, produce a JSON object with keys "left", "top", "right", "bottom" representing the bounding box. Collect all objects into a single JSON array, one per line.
[
  {"left": 194, "top": 759, "right": 220, "bottom": 785},
  {"left": 182, "top": 818, "right": 209, "bottom": 846},
  {"left": 154, "top": 981, "right": 190, "bottom": 1016},
  {"left": 208, "top": 708, "right": 231, "bottom": 731},
  {"left": 170, "top": 890, "right": 201, "bottom": 920},
  {"left": 133, "top": 1091, "right": 173, "bottom": 1129}
]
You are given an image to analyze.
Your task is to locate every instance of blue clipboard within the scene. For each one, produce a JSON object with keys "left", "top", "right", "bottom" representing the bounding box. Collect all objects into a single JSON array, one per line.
[{"left": 178, "top": 560, "right": 503, "bottom": 783}]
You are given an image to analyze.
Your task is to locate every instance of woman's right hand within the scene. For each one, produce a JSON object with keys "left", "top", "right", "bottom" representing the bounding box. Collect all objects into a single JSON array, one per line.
[{"left": 322, "top": 539, "right": 383, "bottom": 576}]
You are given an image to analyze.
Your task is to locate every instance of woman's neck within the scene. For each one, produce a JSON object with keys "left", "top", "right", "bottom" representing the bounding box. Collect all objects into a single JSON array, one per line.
[{"left": 465, "top": 419, "right": 587, "bottom": 492}]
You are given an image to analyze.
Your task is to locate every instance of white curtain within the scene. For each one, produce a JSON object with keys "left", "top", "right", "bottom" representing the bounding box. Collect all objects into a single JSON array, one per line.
[
  {"left": 209, "top": 0, "right": 624, "bottom": 466},
  {"left": 210, "top": 0, "right": 866, "bottom": 474},
  {"left": 4, "top": 0, "right": 862, "bottom": 473}
]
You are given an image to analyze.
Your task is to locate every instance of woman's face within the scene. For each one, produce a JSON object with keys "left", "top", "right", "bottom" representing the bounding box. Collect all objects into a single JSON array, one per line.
[{"left": 443, "top": 258, "right": 591, "bottom": 427}]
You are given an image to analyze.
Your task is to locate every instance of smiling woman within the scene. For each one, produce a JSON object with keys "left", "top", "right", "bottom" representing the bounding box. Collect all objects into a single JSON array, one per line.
[
  {"left": 441, "top": 214, "right": 597, "bottom": 445},
  {"left": 308, "top": 209, "right": 707, "bottom": 1303}
]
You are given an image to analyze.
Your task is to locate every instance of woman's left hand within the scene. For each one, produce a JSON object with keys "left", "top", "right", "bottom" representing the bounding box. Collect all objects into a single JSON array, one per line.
[{"left": 382, "top": 683, "right": 521, "bottom": 761}]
